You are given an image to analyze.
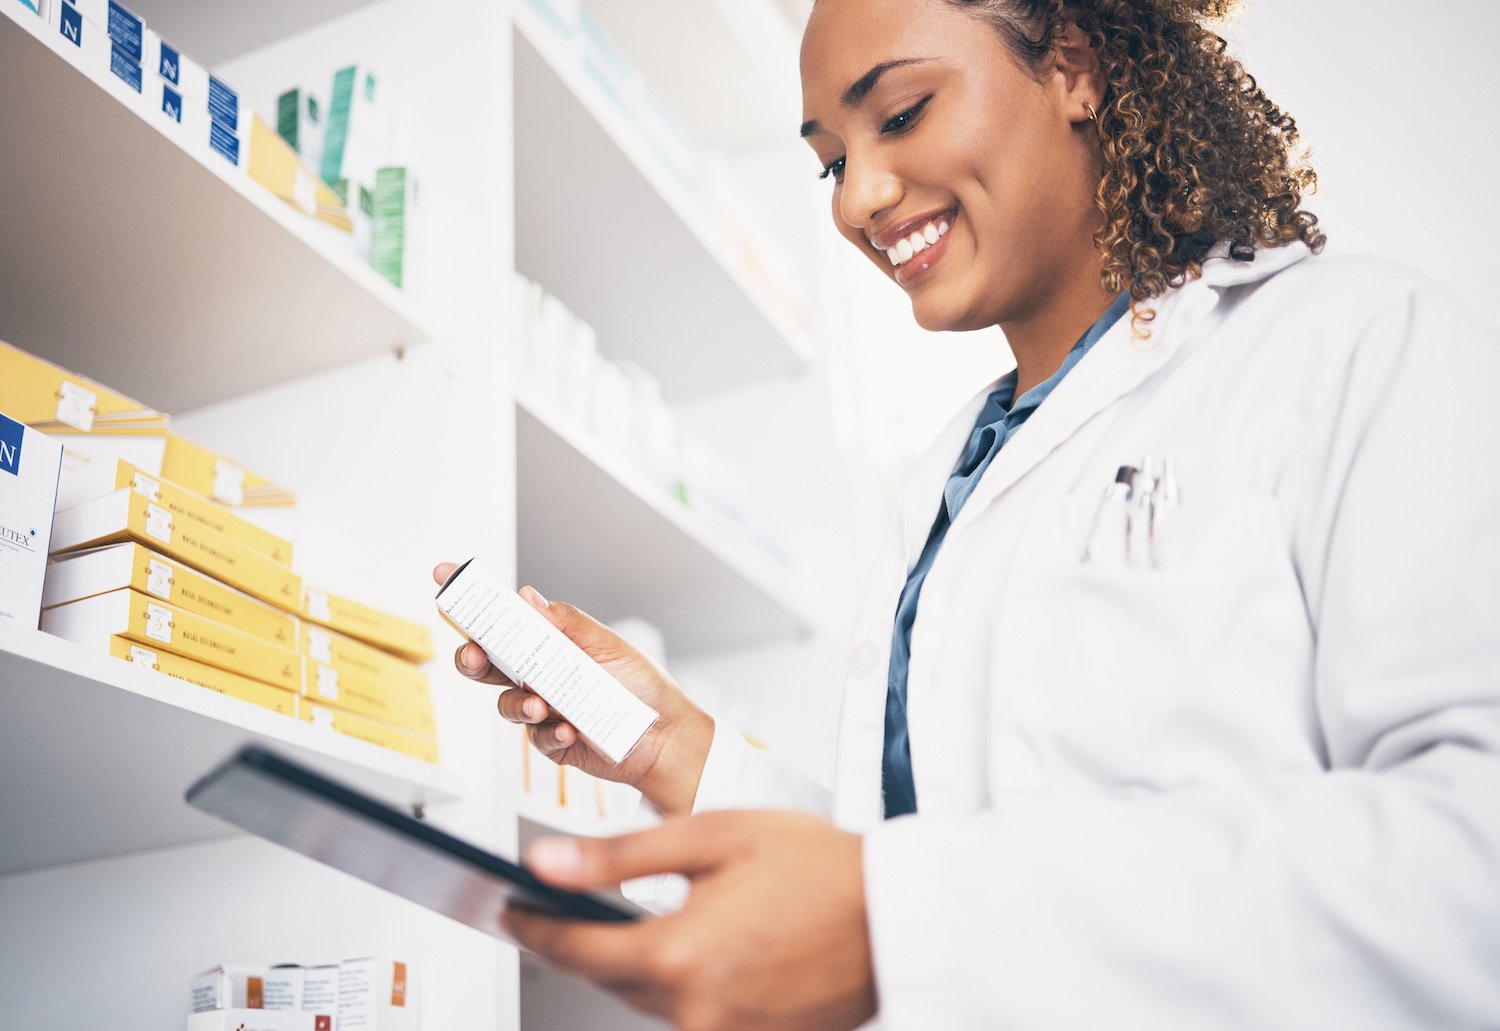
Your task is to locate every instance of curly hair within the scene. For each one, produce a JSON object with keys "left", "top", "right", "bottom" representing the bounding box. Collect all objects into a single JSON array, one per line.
[{"left": 948, "top": 0, "right": 1326, "bottom": 320}]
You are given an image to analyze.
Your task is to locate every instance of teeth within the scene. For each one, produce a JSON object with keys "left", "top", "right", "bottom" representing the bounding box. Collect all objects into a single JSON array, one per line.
[{"left": 882, "top": 214, "right": 955, "bottom": 266}]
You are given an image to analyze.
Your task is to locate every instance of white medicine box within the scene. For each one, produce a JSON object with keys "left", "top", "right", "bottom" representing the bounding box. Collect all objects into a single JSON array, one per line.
[{"left": 0, "top": 413, "right": 62, "bottom": 628}]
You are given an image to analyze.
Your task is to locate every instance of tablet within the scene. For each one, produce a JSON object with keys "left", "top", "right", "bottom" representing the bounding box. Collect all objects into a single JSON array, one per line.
[{"left": 187, "top": 746, "right": 646, "bottom": 935}]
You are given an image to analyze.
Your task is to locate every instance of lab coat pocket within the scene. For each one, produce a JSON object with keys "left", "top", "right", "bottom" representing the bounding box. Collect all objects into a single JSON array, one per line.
[{"left": 995, "top": 492, "right": 1316, "bottom": 788}]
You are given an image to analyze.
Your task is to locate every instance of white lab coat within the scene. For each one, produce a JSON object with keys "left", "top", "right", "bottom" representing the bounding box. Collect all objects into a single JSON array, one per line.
[{"left": 679, "top": 241, "right": 1500, "bottom": 1029}]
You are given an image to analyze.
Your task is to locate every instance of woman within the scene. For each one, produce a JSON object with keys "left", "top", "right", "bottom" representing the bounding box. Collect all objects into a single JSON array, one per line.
[{"left": 439, "top": 0, "right": 1500, "bottom": 1026}]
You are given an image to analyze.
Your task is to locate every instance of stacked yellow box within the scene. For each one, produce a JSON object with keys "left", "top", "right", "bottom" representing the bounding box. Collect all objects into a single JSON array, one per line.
[{"left": 6, "top": 340, "right": 441, "bottom": 764}]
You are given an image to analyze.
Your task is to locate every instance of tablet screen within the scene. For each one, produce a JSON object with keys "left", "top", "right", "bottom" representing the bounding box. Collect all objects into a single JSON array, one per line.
[{"left": 187, "top": 746, "right": 645, "bottom": 936}]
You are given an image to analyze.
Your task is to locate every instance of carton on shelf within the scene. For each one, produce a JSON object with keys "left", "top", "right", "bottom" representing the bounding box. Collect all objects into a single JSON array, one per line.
[
  {"left": 302, "top": 704, "right": 439, "bottom": 764},
  {"left": 57, "top": 459, "right": 294, "bottom": 565},
  {"left": 297, "top": 656, "right": 435, "bottom": 737},
  {"left": 44, "top": 542, "right": 300, "bottom": 650},
  {"left": 320, "top": 65, "right": 392, "bottom": 196},
  {"left": 276, "top": 87, "right": 326, "bottom": 181},
  {"left": 111, "top": 637, "right": 299, "bottom": 717},
  {"left": 249, "top": 115, "right": 352, "bottom": 232},
  {"left": 299, "top": 623, "right": 427, "bottom": 696},
  {"left": 161, "top": 432, "right": 294, "bottom": 508},
  {"left": 302, "top": 585, "right": 433, "bottom": 664},
  {"left": 41, "top": 588, "right": 301, "bottom": 692},
  {"left": 49, "top": 488, "right": 303, "bottom": 611},
  {"left": 0, "top": 339, "right": 168, "bottom": 436},
  {"left": 0, "top": 414, "right": 62, "bottom": 629},
  {"left": 338, "top": 958, "right": 420, "bottom": 1030}
]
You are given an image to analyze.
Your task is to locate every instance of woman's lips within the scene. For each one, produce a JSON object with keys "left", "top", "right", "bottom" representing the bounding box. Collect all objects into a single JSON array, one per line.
[{"left": 894, "top": 212, "right": 956, "bottom": 288}]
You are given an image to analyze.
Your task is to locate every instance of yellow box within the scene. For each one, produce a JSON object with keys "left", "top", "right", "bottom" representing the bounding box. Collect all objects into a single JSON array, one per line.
[
  {"left": 299, "top": 622, "right": 427, "bottom": 695},
  {"left": 43, "top": 542, "right": 300, "bottom": 650},
  {"left": 298, "top": 657, "right": 436, "bottom": 736},
  {"left": 58, "top": 460, "right": 295, "bottom": 567},
  {"left": 50, "top": 489, "right": 303, "bottom": 612},
  {"left": 110, "top": 636, "right": 299, "bottom": 717},
  {"left": 0, "top": 339, "right": 168, "bottom": 435},
  {"left": 161, "top": 432, "right": 293, "bottom": 508},
  {"left": 248, "top": 114, "right": 354, "bottom": 232},
  {"left": 42, "top": 588, "right": 301, "bottom": 691},
  {"left": 300, "top": 702, "right": 439, "bottom": 764},
  {"left": 303, "top": 585, "right": 433, "bottom": 664}
]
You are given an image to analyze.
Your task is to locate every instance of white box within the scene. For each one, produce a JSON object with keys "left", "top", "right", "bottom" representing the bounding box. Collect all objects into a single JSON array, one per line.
[
  {"left": 0, "top": 414, "right": 62, "bottom": 629},
  {"left": 338, "top": 958, "right": 419, "bottom": 1031},
  {"left": 436, "top": 559, "right": 658, "bottom": 764},
  {"left": 186, "top": 1009, "right": 330, "bottom": 1031},
  {"left": 191, "top": 964, "right": 302, "bottom": 1012},
  {"left": 300, "top": 964, "right": 339, "bottom": 1015}
]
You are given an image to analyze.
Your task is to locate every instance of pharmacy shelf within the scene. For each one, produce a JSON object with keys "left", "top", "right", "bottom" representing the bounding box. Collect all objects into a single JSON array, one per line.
[
  {"left": 513, "top": 8, "right": 814, "bottom": 402},
  {"left": 0, "top": 622, "right": 462, "bottom": 876},
  {"left": 0, "top": 5, "right": 430, "bottom": 414},
  {"left": 515, "top": 395, "right": 815, "bottom": 655},
  {"left": 584, "top": 0, "right": 802, "bottom": 154}
]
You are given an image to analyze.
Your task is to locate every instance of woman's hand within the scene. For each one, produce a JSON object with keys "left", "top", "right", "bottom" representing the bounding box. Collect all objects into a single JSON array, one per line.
[
  {"left": 433, "top": 562, "right": 714, "bottom": 817},
  {"left": 504, "top": 811, "right": 878, "bottom": 1031}
]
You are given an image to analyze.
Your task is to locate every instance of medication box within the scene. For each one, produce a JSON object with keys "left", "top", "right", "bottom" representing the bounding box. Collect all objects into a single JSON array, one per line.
[
  {"left": 303, "top": 585, "right": 433, "bottom": 664},
  {"left": 111, "top": 637, "right": 299, "bottom": 717},
  {"left": 42, "top": 588, "right": 301, "bottom": 691},
  {"left": 44, "top": 542, "right": 300, "bottom": 650},
  {"left": 436, "top": 559, "right": 657, "bottom": 764},
  {"left": 0, "top": 413, "right": 62, "bottom": 628},
  {"left": 338, "top": 958, "right": 419, "bottom": 1031},
  {"left": 58, "top": 459, "right": 294, "bottom": 564},
  {"left": 49, "top": 488, "right": 303, "bottom": 611}
]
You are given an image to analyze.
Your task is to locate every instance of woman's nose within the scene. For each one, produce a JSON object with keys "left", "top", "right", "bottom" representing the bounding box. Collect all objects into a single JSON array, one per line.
[{"left": 837, "top": 157, "right": 903, "bottom": 234}]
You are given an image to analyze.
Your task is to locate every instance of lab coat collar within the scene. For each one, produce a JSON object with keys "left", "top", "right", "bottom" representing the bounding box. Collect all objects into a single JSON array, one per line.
[{"left": 897, "top": 242, "right": 1313, "bottom": 565}]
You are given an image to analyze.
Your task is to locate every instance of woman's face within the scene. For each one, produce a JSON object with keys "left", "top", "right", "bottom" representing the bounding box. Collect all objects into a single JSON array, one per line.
[{"left": 800, "top": 0, "right": 1101, "bottom": 333}]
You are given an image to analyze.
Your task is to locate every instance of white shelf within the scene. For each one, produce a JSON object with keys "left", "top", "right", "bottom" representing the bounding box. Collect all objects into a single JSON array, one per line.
[
  {"left": 0, "top": 5, "right": 430, "bottom": 414},
  {"left": 583, "top": 0, "right": 802, "bottom": 154},
  {"left": 515, "top": 394, "right": 816, "bottom": 655},
  {"left": 513, "top": 8, "right": 813, "bottom": 402},
  {"left": 0, "top": 622, "right": 462, "bottom": 877}
]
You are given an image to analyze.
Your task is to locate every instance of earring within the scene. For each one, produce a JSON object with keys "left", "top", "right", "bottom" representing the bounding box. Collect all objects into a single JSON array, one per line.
[{"left": 1085, "top": 102, "right": 1099, "bottom": 123}]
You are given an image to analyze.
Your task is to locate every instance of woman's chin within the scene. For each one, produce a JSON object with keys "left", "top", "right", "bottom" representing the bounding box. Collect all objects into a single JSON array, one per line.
[{"left": 910, "top": 293, "right": 990, "bottom": 334}]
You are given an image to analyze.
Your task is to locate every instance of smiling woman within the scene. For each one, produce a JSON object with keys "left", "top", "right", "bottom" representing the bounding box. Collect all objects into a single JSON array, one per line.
[{"left": 452, "top": 1, "right": 1500, "bottom": 1028}]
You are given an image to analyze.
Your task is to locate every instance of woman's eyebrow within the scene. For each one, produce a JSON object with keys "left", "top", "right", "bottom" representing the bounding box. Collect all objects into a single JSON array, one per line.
[{"left": 799, "top": 57, "right": 934, "bottom": 137}]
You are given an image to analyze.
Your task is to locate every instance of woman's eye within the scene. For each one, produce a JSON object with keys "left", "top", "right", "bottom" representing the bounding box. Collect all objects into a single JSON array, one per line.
[
  {"left": 881, "top": 96, "right": 932, "bottom": 135},
  {"left": 818, "top": 156, "right": 846, "bottom": 183}
]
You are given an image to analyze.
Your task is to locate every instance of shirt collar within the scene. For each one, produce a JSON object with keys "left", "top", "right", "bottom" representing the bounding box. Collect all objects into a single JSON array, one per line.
[{"left": 988, "top": 290, "right": 1132, "bottom": 419}]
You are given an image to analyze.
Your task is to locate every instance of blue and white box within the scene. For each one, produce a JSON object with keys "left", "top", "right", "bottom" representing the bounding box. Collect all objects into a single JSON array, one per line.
[
  {"left": 0, "top": 413, "right": 63, "bottom": 629},
  {"left": 63, "top": 0, "right": 143, "bottom": 58}
]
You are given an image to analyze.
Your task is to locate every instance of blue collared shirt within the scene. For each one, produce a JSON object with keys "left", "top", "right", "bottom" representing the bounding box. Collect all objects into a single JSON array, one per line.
[{"left": 882, "top": 292, "right": 1132, "bottom": 818}]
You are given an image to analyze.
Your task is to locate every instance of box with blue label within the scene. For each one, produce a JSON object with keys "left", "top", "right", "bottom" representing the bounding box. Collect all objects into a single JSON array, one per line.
[
  {"left": 63, "top": 0, "right": 143, "bottom": 59},
  {"left": 0, "top": 413, "right": 63, "bottom": 629}
]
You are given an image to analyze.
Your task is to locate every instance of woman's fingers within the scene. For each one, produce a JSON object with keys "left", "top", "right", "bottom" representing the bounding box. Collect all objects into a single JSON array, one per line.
[
  {"left": 497, "top": 687, "right": 555, "bottom": 724},
  {"left": 452, "top": 642, "right": 515, "bottom": 687},
  {"left": 530, "top": 718, "right": 579, "bottom": 754}
]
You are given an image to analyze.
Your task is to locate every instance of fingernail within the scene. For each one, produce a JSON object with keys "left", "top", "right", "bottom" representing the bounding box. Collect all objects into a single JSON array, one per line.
[
  {"left": 461, "top": 646, "right": 483, "bottom": 673},
  {"left": 529, "top": 836, "right": 581, "bottom": 875},
  {"left": 525, "top": 698, "right": 543, "bottom": 720},
  {"left": 521, "top": 585, "right": 549, "bottom": 609}
]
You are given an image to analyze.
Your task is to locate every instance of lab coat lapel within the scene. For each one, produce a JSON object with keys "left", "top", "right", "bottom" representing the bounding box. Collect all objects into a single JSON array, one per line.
[
  {"left": 897, "top": 386, "right": 995, "bottom": 570},
  {"left": 948, "top": 243, "right": 1313, "bottom": 529}
]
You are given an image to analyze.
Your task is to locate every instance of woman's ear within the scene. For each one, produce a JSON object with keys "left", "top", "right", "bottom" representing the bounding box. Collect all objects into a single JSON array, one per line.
[{"left": 1050, "top": 19, "right": 1106, "bottom": 123}]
